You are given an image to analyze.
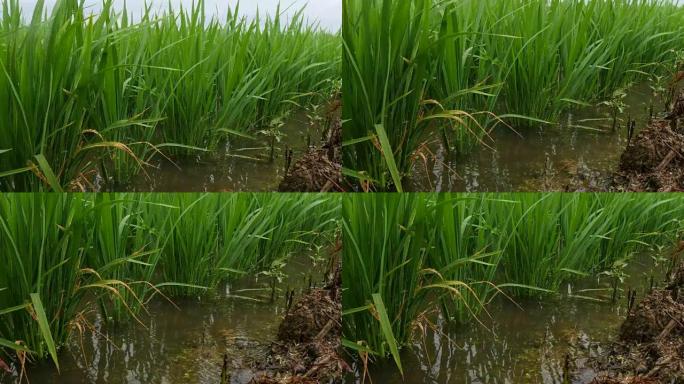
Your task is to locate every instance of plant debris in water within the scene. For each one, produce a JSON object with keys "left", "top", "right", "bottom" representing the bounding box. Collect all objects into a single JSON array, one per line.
[
  {"left": 611, "top": 120, "right": 684, "bottom": 192},
  {"left": 561, "top": 116, "right": 684, "bottom": 192},
  {"left": 224, "top": 261, "right": 346, "bottom": 383},
  {"left": 591, "top": 261, "right": 684, "bottom": 384},
  {"left": 279, "top": 101, "right": 343, "bottom": 192}
]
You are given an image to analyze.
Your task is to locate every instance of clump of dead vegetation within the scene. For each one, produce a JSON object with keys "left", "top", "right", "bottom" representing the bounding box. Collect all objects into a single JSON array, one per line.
[
  {"left": 591, "top": 259, "right": 684, "bottom": 384},
  {"left": 611, "top": 120, "right": 684, "bottom": 192}
]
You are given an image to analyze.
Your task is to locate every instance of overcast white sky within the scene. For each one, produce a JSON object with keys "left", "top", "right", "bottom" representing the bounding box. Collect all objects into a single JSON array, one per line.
[{"left": 16, "top": 0, "right": 341, "bottom": 31}]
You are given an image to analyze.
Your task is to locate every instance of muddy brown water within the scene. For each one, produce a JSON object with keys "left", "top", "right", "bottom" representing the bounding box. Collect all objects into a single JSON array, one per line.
[
  {"left": 349, "top": 255, "right": 670, "bottom": 384},
  {"left": 409, "top": 84, "right": 663, "bottom": 192},
  {"left": 15, "top": 254, "right": 328, "bottom": 384},
  {"left": 116, "top": 112, "right": 319, "bottom": 192}
]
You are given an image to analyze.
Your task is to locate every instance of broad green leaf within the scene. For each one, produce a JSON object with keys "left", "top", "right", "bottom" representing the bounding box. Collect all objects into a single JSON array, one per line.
[
  {"left": 372, "top": 293, "right": 403, "bottom": 375},
  {"left": 30, "top": 293, "right": 59, "bottom": 369},
  {"left": 374, "top": 124, "right": 402, "bottom": 192}
]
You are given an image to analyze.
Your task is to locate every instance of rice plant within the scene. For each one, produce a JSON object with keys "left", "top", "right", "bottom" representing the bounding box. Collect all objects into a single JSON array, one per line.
[
  {"left": 0, "top": 193, "right": 339, "bottom": 370},
  {"left": 0, "top": 0, "right": 340, "bottom": 191},
  {"left": 342, "top": 194, "right": 435, "bottom": 373},
  {"left": 341, "top": 0, "right": 418, "bottom": 191},
  {"left": 0, "top": 194, "right": 124, "bottom": 368},
  {"left": 342, "top": 193, "right": 684, "bottom": 370},
  {"left": 342, "top": 0, "right": 684, "bottom": 191}
]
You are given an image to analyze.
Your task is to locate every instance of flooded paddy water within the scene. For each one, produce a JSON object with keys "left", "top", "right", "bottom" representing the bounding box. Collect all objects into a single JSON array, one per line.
[
  {"left": 19, "top": 254, "right": 330, "bottom": 384},
  {"left": 116, "top": 112, "right": 322, "bottom": 192},
  {"left": 409, "top": 84, "right": 664, "bottom": 192},
  {"left": 350, "top": 255, "right": 671, "bottom": 384}
]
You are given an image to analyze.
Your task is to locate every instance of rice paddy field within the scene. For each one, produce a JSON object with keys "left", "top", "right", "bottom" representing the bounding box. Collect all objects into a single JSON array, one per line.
[
  {"left": 0, "top": 193, "right": 340, "bottom": 382},
  {"left": 0, "top": 0, "right": 340, "bottom": 192},
  {"left": 342, "top": 0, "right": 684, "bottom": 192},
  {"left": 6, "top": 0, "right": 684, "bottom": 383},
  {"left": 342, "top": 193, "right": 684, "bottom": 382}
]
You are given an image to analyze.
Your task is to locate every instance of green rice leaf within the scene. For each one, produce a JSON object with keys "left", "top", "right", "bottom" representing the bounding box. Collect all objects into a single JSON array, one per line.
[
  {"left": 34, "top": 154, "right": 63, "bottom": 192},
  {"left": 374, "top": 125, "right": 402, "bottom": 192},
  {"left": 342, "top": 339, "right": 377, "bottom": 355},
  {"left": 372, "top": 293, "right": 403, "bottom": 375},
  {"left": 30, "top": 293, "right": 59, "bottom": 369},
  {"left": 560, "top": 268, "right": 590, "bottom": 277},
  {"left": 0, "top": 303, "right": 31, "bottom": 316},
  {"left": 342, "top": 135, "right": 375, "bottom": 147},
  {"left": 0, "top": 166, "right": 33, "bottom": 178},
  {"left": 0, "top": 338, "right": 30, "bottom": 353},
  {"left": 342, "top": 304, "right": 373, "bottom": 316},
  {"left": 217, "top": 268, "right": 247, "bottom": 275}
]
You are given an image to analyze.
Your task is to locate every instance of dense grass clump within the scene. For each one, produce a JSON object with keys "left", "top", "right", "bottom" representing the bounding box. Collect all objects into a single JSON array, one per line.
[
  {"left": 0, "top": 0, "right": 340, "bottom": 191},
  {"left": 342, "top": 193, "right": 684, "bottom": 371},
  {"left": 0, "top": 193, "right": 339, "bottom": 369},
  {"left": 343, "top": 0, "right": 684, "bottom": 191}
]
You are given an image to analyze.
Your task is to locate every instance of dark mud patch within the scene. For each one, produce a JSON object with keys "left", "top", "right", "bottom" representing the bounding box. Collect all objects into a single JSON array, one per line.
[
  {"left": 226, "top": 262, "right": 347, "bottom": 384},
  {"left": 278, "top": 101, "right": 343, "bottom": 192},
  {"left": 610, "top": 120, "right": 684, "bottom": 192},
  {"left": 590, "top": 261, "right": 684, "bottom": 384}
]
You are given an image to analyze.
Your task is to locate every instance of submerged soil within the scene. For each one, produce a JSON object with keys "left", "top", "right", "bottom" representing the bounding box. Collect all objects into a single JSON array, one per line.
[
  {"left": 590, "top": 261, "right": 684, "bottom": 384},
  {"left": 229, "top": 260, "right": 346, "bottom": 383},
  {"left": 278, "top": 100, "right": 343, "bottom": 192}
]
